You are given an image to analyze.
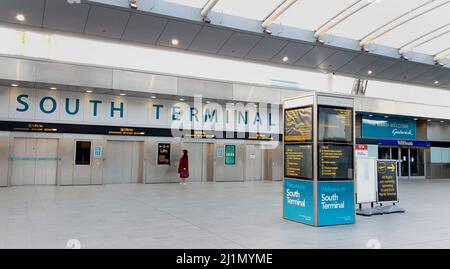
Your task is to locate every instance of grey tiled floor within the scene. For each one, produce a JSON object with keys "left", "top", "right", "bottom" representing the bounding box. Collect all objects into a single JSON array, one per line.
[{"left": 1, "top": 179, "right": 450, "bottom": 249}]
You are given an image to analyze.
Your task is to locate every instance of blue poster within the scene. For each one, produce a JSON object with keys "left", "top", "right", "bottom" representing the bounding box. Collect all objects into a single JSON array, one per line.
[
  {"left": 362, "top": 116, "right": 416, "bottom": 140},
  {"left": 317, "top": 181, "right": 355, "bottom": 226},
  {"left": 283, "top": 178, "right": 314, "bottom": 225}
]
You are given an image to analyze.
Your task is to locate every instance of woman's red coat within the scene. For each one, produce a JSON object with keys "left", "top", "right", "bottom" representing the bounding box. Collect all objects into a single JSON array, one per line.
[{"left": 178, "top": 155, "right": 189, "bottom": 174}]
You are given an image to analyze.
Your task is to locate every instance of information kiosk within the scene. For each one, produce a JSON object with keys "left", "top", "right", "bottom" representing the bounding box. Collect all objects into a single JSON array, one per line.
[{"left": 283, "top": 93, "right": 355, "bottom": 227}]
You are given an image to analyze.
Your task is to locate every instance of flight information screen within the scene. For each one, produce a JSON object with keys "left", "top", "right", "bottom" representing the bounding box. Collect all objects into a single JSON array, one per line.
[
  {"left": 318, "top": 106, "right": 353, "bottom": 143},
  {"left": 284, "top": 106, "right": 313, "bottom": 142},
  {"left": 284, "top": 144, "right": 313, "bottom": 180},
  {"left": 318, "top": 144, "right": 353, "bottom": 180}
]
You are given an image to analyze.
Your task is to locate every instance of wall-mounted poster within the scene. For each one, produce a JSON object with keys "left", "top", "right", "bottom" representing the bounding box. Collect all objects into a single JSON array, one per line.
[
  {"left": 318, "top": 144, "right": 353, "bottom": 180},
  {"left": 284, "top": 107, "right": 313, "bottom": 142},
  {"left": 284, "top": 144, "right": 313, "bottom": 180},
  {"left": 225, "top": 145, "right": 236, "bottom": 165},
  {"left": 157, "top": 143, "right": 171, "bottom": 165},
  {"left": 318, "top": 106, "right": 353, "bottom": 143}
]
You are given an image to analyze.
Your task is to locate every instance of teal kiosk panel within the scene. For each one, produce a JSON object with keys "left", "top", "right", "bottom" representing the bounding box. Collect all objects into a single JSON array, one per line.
[{"left": 283, "top": 178, "right": 314, "bottom": 225}]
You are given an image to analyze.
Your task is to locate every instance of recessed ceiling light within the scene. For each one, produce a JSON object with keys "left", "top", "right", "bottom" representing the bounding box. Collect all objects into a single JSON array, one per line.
[
  {"left": 434, "top": 80, "right": 439, "bottom": 85},
  {"left": 367, "top": 70, "right": 373, "bottom": 75},
  {"left": 427, "top": 119, "right": 432, "bottom": 122},
  {"left": 414, "top": 118, "right": 418, "bottom": 121},
  {"left": 15, "top": 14, "right": 25, "bottom": 22},
  {"left": 368, "top": 114, "right": 373, "bottom": 117},
  {"left": 120, "top": 93, "right": 126, "bottom": 96},
  {"left": 86, "top": 90, "right": 93, "bottom": 93},
  {"left": 151, "top": 96, "right": 157, "bottom": 99},
  {"left": 282, "top": 56, "right": 289, "bottom": 62},
  {"left": 171, "top": 39, "right": 179, "bottom": 46},
  {"left": 50, "top": 87, "right": 57, "bottom": 90},
  {"left": 179, "top": 98, "right": 185, "bottom": 101},
  {"left": 11, "top": 83, "right": 19, "bottom": 87}
]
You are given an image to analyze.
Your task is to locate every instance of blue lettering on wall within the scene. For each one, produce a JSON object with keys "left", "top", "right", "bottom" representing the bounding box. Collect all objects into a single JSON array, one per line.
[
  {"left": 172, "top": 106, "right": 181, "bottom": 121},
  {"left": 253, "top": 112, "right": 261, "bottom": 125},
  {"left": 16, "top": 94, "right": 29, "bottom": 112},
  {"left": 110, "top": 102, "right": 124, "bottom": 118},
  {"left": 40, "top": 96, "right": 57, "bottom": 114},
  {"left": 204, "top": 109, "right": 217, "bottom": 123},
  {"left": 269, "top": 113, "right": 275, "bottom": 126},
  {"left": 89, "top": 100, "right": 102, "bottom": 117},
  {"left": 190, "top": 107, "right": 198, "bottom": 122},
  {"left": 153, "top": 104, "right": 163, "bottom": 120},
  {"left": 65, "top": 98, "right": 80, "bottom": 115},
  {"left": 238, "top": 111, "right": 248, "bottom": 125}
]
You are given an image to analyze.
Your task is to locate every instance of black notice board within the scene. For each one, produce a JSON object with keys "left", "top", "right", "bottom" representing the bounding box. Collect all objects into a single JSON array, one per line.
[
  {"left": 284, "top": 106, "right": 313, "bottom": 142},
  {"left": 377, "top": 160, "right": 399, "bottom": 202},
  {"left": 284, "top": 144, "right": 313, "bottom": 180},
  {"left": 318, "top": 144, "right": 353, "bottom": 180},
  {"left": 157, "top": 143, "right": 171, "bottom": 165},
  {"left": 318, "top": 106, "right": 353, "bottom": 143}
]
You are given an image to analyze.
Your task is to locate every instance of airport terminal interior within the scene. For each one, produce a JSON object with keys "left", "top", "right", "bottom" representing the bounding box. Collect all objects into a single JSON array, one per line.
[{"left": 0, "top": 0, "right": 450, "bottom": 249}]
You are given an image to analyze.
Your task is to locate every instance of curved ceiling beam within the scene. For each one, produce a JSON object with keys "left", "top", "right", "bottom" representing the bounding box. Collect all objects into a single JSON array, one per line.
[
  {"left": 434, "top": 47, "right": 450, "bottom": 65},
  {"left": 314, "top": 0, "right": 373, "bottom": 40},
  {"left": 261, "top": 0, "right": 298, "bottom": 30},
  {"left": 201, "top": 0, "right": 219, "bottom": 18},
  {"left": 360, "top": 0, "right": 450, "bottom": 47},
  {"left": 399, "top": 23, "right": 450, "bottom": 54}
]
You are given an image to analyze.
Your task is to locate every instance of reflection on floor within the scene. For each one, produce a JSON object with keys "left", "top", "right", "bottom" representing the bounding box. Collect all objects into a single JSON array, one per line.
[{"left": 1, "top": 179, "right": 450, "bottom": 249}]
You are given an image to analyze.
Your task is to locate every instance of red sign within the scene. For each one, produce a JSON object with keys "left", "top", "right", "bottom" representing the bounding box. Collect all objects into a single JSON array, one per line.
[{"left": 355, "top": 145, "right": 368, "bottom": 151}]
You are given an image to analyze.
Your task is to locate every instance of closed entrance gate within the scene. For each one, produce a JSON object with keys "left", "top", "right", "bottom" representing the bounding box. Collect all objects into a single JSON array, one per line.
[
  {"left": 10, "top": 138, "right": 58, "bottom": 185},
  {"left": 103, "top": 141, "right": 143, "bottom": 184}
]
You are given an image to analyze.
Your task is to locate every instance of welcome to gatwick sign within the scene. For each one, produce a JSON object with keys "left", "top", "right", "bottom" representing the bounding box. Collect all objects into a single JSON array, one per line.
[
  {"left": 0, "top": 87, "right": 281, "bottom": 136},
  {"left": 362, "top": 116, "right": 416, "bottom": 140}
]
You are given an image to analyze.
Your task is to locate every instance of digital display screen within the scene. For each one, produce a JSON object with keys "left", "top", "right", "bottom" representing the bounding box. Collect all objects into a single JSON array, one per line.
[
  {"left": 157, "top": 143, "right": 171, "bottom": 165},
  {"left": 319, "top": 144, "right": 353, "bottom": 180},
  {"left": 284, "top": 144, "right": 313, "bottom": 180},
  {"left": 284, "top": 107, "right": 313, "bottom": 142},
  {"left": 318, "top": 106, "right": 352, "bottom": 143}
]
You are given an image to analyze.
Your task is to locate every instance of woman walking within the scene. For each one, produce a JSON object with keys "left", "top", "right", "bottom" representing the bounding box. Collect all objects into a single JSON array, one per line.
[{"left": 178, "top": 150, "right": 189, "bottom": 185}]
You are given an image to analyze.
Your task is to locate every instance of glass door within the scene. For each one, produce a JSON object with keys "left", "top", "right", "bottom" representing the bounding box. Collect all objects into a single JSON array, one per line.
[
  {"left": 398, "top": 147, "right": 425, "bottom": 179},
  {"left": 400, "top": 148, "right": 409, "bottom": 178},
  {"left": 410, "top": 148, "right": 425, "bottom": 178}
]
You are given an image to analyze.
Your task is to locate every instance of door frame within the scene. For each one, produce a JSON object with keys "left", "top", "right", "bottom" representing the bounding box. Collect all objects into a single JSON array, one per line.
[{"left": 397, "top": 147, "right": 426, "bottom": 180}]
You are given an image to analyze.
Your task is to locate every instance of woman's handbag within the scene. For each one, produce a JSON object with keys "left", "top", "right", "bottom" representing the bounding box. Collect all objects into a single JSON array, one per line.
[{"left": 180, "top": 168, "right": 189, "bottom": 178}]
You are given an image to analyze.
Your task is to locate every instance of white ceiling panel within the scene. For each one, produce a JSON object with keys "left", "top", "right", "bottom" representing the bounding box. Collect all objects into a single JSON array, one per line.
[
  {"left": 276, "top": 0, "right": 356, "bottom": 31},
  {"left": 160, "top": 0, "right": 207, "bottom": 9},
  {"left": 413, "top": 33, "right": 450, "bottom": 55},
  {"left": 374, "top": 2, "right": 450, "bottom": 48},
  {"left": 330, "top": 0, "right": 428, "bottom": 40},
  {"left": 212, "top": 0, "right": 285, "bottom": 21}
]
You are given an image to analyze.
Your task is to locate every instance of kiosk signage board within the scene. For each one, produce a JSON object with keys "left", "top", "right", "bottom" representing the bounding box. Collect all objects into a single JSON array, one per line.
[
  {"left": 377, "top": 160, "right": 399, "bottom": 202},
  {"left": 283, "top": 93, "right": 355, "bottom": 227}
]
